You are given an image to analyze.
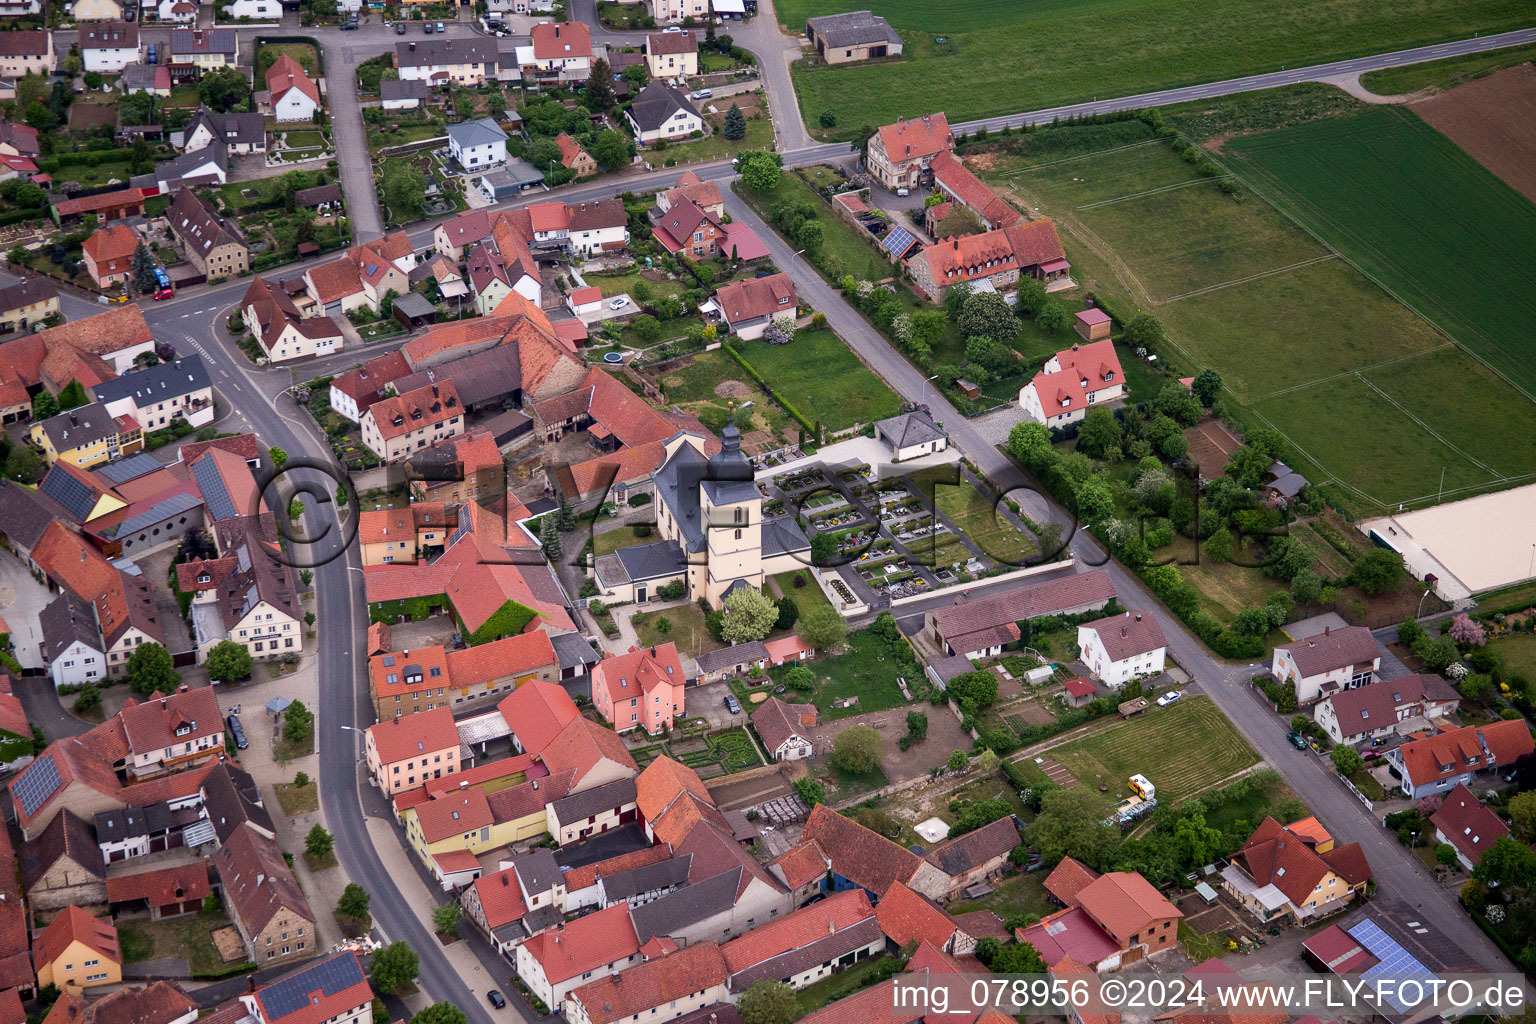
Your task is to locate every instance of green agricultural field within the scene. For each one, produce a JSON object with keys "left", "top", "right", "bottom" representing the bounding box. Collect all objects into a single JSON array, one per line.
[
  {"left": 1359, "top": 43, "right": 1536, "bottom": 95},
  {"left": 732, "top": 329, "right": 901, "bottom": 431},
  {"left": 780, "top": 0, "right": 1531, "bottom": 136},
  {"left": 1048, "top": 696, "right": 1258, "bottom": 805}
]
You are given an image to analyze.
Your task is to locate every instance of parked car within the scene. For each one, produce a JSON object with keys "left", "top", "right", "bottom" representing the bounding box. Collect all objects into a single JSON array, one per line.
[
  {"left": 691, "top": 88, "right": 712, "bottom": 100},
  {"left": 1156, "top": 690, "right": 1182, "bottom": 707},
  {"left": 146, "top": 43, "right": 156, "bottom": 63},
  {"left": 341, "top": 18, "right": 357, "bottom": 29},
  {"left": 395, "top": 21, "right": 406, "bottom": 33},
  {"left": 486, "top": 992, "right": 506, "bottom": 1010},
  {"left": 896, "top": 187, "right": 910, "bottom": 197},
  {"left": 435, "top": 21, "right": 445, "bottom": 31},
  {"left": 724, "top": 694, "right": 742, "bottom": 714},
  {"left": 608, "top": 296, "right": 630, "bottom": 310},
  {"left": 424, "top": 20, "right": 434, "bottom": 32},
  {"left": 1286, "top": 731, "right": 1308, "bottom": 750},
  {"left": 227, "top": 715, "right": 248, "bottom": 750}
]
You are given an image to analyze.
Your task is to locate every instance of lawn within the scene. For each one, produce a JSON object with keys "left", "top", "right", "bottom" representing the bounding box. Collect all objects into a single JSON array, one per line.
[
  {"left": 1359, "top": 43, "right": 1536, "bottom": 95},
  {"left": 780, "top": 0, "right": 1531, "bottom": 135},
  {"left": 274, "top": 781, "right": 318, "bottom": 815},
  {"left": 656, "top": 348, "right": 795, "bottom": 440},
  {"left": 933, "top": 479, "right": 1038, "bottom": 567},
  {"left": 948, "top": 870, "right": 1054, "bottom": 927},
  {"left": 738, "top": 169, "right": 891, "bottom": 283},
  {"left": 1157, "top": 536, "right": 1289, "bottom": 625},
  {"left": 769, "top": 629, "right": 910, "bottom": 719},
  {"left": 118, "top": 909, "right": 250, "bottom": 976},
  {"left": 281, "top": 130, "right": 327, "bottom": 149},
  {"left": 772, "top": 569, "right": 831, "bottom": 614},
  {"left": 259, "top": 42, "right": 320, "bottom": 73},
  {"left": 732, "top": 328, "right": 901, "bottom": 432},
  {"left": 1490, "top": 632, "right": 1536, "bottom": 683},
  {"left": 584, "top": 270, "right": 687, "bottom": 301},
  {"left": 654, "top": 113, "right": 772, "bottom": 166},
  {"left": 370, "top": 122, "right": 447, "bottom": 156},
  {"left": 1048, "top": 696, "right": 1259, "bottom": 805},
  {"left": 794, "top": 954, "right": 897, "bottom": 1017},
  {"left": 632, "top": 604, "right": 724, "bottom": 658},
  {"left": 594, "top": 525, "right": 654, "bottom": 556}
]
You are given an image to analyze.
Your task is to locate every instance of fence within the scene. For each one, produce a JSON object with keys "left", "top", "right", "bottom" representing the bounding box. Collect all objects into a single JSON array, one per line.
[
  {"left": 888, "top": 554, "right": 1076, "bottom": 609},
  {"left": 1339, "top": 771, "right": 1376, "bottom": 812}
]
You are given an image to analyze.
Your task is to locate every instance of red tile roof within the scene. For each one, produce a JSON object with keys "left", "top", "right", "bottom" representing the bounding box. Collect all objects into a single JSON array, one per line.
[
  {"left": 265, "top": 54, "right": 319, "bottom": 105},
  {"left": 249, "top": 953, "right": 371, "bottom": 1024},
  {"left": 592, "top": 642, "right": 684, "bottom": 712},
  {"left": 1044, "top": 856, "right": 1100, "bottom": 907},
  {"left": 1021, "top": 906, "right": 1120, "bottom": 968},
  {"left": 1480, "top": 718, "right": 1535, "bottom": 765},
  {"left": 1430, "top": 785, "right": 1508, "bottom": 866},
  {"left": 1063, "top": 676, "right": 1097, "bottom": 699},
  {"left": 913, "top": 218, "right": 1065, "bottom": 286},
  {"left": 874, "top": 880, "right": 957, "bottom": 950},
  {"left": 82, "top": 224, "right": 139, "bottom": 266},
  {"left": 749, "top": 697, "right": 816, "bottom": 754},
  {"left": 356, "top": 501, "right": 449, "bottom": 547},
  {"left": 714, "top": 272, "right": 795, "bottom": 326},
  {"left": 329, "top": 351, "right": 412, "bottom": 411},
  {"left": 213, "top": 826, "right": 313, "bottom": 940},
  {"left": 367, "top": 705, "right": 459, "bottom": 765},
  {"left": 651, "top": 792, "right": 728, "bottom": 849},
  {"left": 1276, "top": 626, "right": 1379, "bottom": 680},
  {"left": 448, "top": 631, "right": 556, "bottom": 687},
  {"left": 531, "top": 21, "right": 591, "bottom": 60},
  {"left": 1396, "top": 721, "right": 1532, "bottom": 788},
  {"left": 1233, "top": 818, "right": 1371, "bottom": 908},
  {"left": 931, "top": 571, "right": 1115, "bottom": 648},
  {"left": 1025, "top": 339, "right": 1125, "bottom": 417},
  {"left": 34, "top": 906, "right": 119, "bottom": 970},
  {"left": 413, "top": 788, "right": 493, "bottom": 843},
  {"left": 497, "top": 679, "right": 580, "bottom": 757},
  {"left": 177, "top": 432, "right": 259, "bottom": 466},
  {"left": 635, "top": 755, "right": 712, "bottom": 822},
  {"left": 570, "top": 941, "right": 726, "bottom": 1024},
  {"left": 929, "top": 151, "right": 1020, "bottom": 230},
  {"left": 1080, "top": 610, "right": 1167, "bottom": 662},
  {"left": 876, "top": 114, "right": 952, "bottom": 165},
  {"left": 801, "top": 803, "right": 922, "bottom": 897},
  {"left": 663, "top": 171, "right": 723, "bottom": 213},
  {"left": 118, "top": 688, "right": 222, "bottom": 755},
  {"left": 769, "top": 838, "right": 828, "bottom": 890},
  {"left": 555, "top": 133, "right": 591, "bottom": 170},
  {"left": 564, "top": 844, "right": 673, "bottom": 892},
  {"left": 365, "top": 380, "right": 462, "bottom": 441},
  {"left": 722, "top": 888, "right": 873, "bottom": 976},
  {"left": 1074, "top": 870, "right": 1181, "bottom": 944},
  {"left": 520, "top": 904, "right": 639, "bottom": 985},
  {"left": 471, "top": 865, "right": 529, "bottom": 929},
  {"left": 76, "top": 984, "right": 197, "bottom": 1024},
  {"left": 105, "top": 862, "right": 210, "bottom": 908},
  {"left": 539, "top": 716, "right": 637, "bottom": 787}
]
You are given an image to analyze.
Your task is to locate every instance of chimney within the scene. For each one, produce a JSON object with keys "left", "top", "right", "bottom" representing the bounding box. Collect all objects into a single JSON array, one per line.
[
  {"left": 1120, "top": 626, "right": 1128, "bottom": 639},
  {"left": 502, "top": 873, "right": 509, "bottom": 886},
  {"left": 247, "top": 978, "right": 257, "bottom": 995},
  {"left": 1325, "top": 625, "right": 1331, "bottom": 636},
  {"left": 1134, "top": 613, "right": 1142, "bottom": 622}
]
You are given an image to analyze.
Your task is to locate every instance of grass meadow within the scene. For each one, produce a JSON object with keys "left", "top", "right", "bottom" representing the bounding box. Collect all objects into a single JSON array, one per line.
[{"left": 780, "top": 0, "right": 1532, "bottom": 135}]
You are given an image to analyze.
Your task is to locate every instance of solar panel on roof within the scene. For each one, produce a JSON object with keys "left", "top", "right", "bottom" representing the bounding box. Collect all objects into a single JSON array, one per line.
[
  {"left": 191, "top": 454, "right": 239, "bottom": 521},
  {"left": 15, "top": 753, "right": 62, "bottom": 818},
  {"left": 95, "top": 453, "right": 164, "bottom": 485},
  {"left": 1350, "top": 919, "right": 1436, "bottom": 1013},
  {"left": 39, "top": 468, "right": 98, "bottom": 522},
  {"left": 260, "top": 954, "right": 366, "bottom": 1022},
  {"left": 881, "top": 226, "right": 916, "bottom": 255}
]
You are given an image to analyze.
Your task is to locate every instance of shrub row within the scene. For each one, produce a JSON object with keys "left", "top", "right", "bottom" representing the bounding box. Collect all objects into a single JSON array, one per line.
[{"left": 721, "top": 341, "right": 816, "bottom": 436}]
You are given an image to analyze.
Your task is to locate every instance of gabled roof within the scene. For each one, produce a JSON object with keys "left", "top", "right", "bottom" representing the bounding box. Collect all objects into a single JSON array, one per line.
[
  {"left": 247, "top": 952, "right": 371, "bottom": 1024},
  {"left": 915, "top": 218, "right": 1065, "bottom": 285},
  {"left": 802, "top": 803, "right": 922, "bottom": 897},
  {"left": 119, "top": 688, "right": 222, "bottom": 755},
  {"left": 1233, "top": 817, "right": 1371, "bottom": 907},
  {"left": 635, "top": 754, "right": 711, "bottom": 822},
  {"left": 264, "top": 55, "right": 318, "bottom": 106},
  {"left": 19, "top": 809, "right": 104, "bottom": 891},
  {"left": 875, "top": 880, "right": 957, "bottom": 949},
  {"left": 570, "top": 941, "right": 726, "bottom": 1024},
  {"left": 628, "top": 863, "right": 741, "bottom": 942},
  {"left": 105, "top": 861, "right": 210, "bottom": 908},
  {"left": 327, "top": 350, "right": 412, "bottom": 411},
  {"left": 170, "top": 28, "right": 236, "bottom": 56},
  {"left": 34, "top": 905, "right": 118, "bottom": 968},
  {"left": 931, "top": 570, "right": 1115, "bottom": 647},
  {"left": 213, "top": 825, "right": 314, "bottom": 939},
  {"left": 364, "top": 380, "right": 462, "bottom": 441},
  {"left": 646, "top": 29, "right": 696, "bottom": 55},
  {"left": 721, "top": 888, "right": 876, "bottom": 988},
  {"left": 520, "top": 904, "right": 638, "bottom": 984},
  {"left": 628, "top": 81, "right": 699, "bottom": 132},
  {"left": 564, "top": 844, "right": 674, "bottom": 892},
  {"left": 1073, "top": 870, "right": 1181, "bottom": 940},
  {"left": 539, "top": 715, "right": 637, "bottom": 786},
  {"left": 81, "top": 223, "right": 139, "bottom": 266},
  {"left": 1395, "top": 720, "right": 1533, "bottom": 786},
  {"left": 714, "top": 272, "right": 795, "bottom": 325},
  {"left": 1322, "top": 674, "right": 1459, "bottom": 735},
  {"left": 1043, "top": 855, "right": 1099, "bottom": 907},
  {"left": 592, "top": 642, "right": 684, "bottom": 706},
  {"left": 749, "top": 697, "right": 816, "bottom": 754},
  {"left": 497, "top": 678, "right": 580, "bottom": 756},
  {"left": 1275, "top": 626, "right": 1379, "bottom": 679},
  {"left": 925, "top": 815, "right": 1020, "bottom": 876},
  {"left": 168, "top": 188, "right": 243, "bottom": 258},
  {"left": 555, "top": 133, "right": 591, "bottom": 169},
  {"left": 875, "top": 113, "right": 951, "bottom": 164},
  {"left": 807, "top": 10, "right": 901, "bottom": 49},
  {"left": 530, "top": 20, "right": 591, "bottom": 60},
  {"left": 770, "top": 838, "right": 828, "bottom": 889},
  {"left": 67, "top": 982, "right": 197, "bottom": 1024},
  {"left": 394, "top": 37, "right": 497, "bottom": 68},
  {"left": 201, "top": 762, "right": 274, "bottom": 845},
  {"left": 661, "top": 170, "right": 723, "bottom": 212},
  {"left": 1080, "top": 611, "right": 1167, "bottom": 662},
  {"left": 80, "top": 23, "right": 139, "bottom": 49},
  {"left": 367, "top": 705, "right": 459, "bottom": 764},
  {"left": 929, "top": 150, "right": 1020, "bottom": 229}
]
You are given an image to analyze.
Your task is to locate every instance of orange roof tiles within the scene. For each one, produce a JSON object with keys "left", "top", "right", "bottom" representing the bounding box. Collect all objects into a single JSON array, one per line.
[
  {"left": 564, "top": 844, "right": 673, "bottom": 892},
  {"left": 874, "top": 880, "right": 957, "bottom": 950},
  {"left": 929, "top": 151, "right": 1021, "bottom": 230},
  {"left": 802, "top": 803, "right": 922, "bottom": 897},
  {"left": 367, "top": 705, "right": 459, "bottom": 765},
  {"left": 520, "top": 904, "right": 638, "bottom": 985},
  {"left": 265, "top": 54, "right": 319, "bottom": 105},
  {"left": 1043, "top": 855, "right": 1099, "bottom": 907},
  {"left": 104, "top": 861, "right": 210, "bottom": 908},
  {"left": 915, "top": 218, "right": 1066, "bottom": 287},
  {"left": 1074, "top": 871, "right": 1181, "bottom": 943},
  {"left": 530, "top": 20, "right": 591, "bottom": 60},
  {"left": 651, "top": 791, "right": 728, "bottom": 850},
  {"left": 876, "top": 113, "right": 952, "bottom": 165},
  {"left": 448, "top": 631, "right": 556, "bottom": 687},
  {"left": 539, "top": 716, "right": 637, "bottom": 786},
  {"left": 769, "top": 838, "right": 828, "bottom": 889},
  {"left": 413, "top": 788, "right": 493, "bottom": 844},
  {"left": 1027, "top": 339, "right": 1126, "bottom": 418},
  {"left": 570, "top": 941, "right": 726, "bottom": 1024},
  {"left": 34, "top": 906, "right": 118, "bottom": 969},
  {"left": 635, "top": 755, "right": 712, "bottom": 822},
  {"left": 366, "top": 380, "right": 462, "bottom": 441},
  {"left": 497, "top": 679, "right": 579, "bottom": 756},
  {"left": 82, "top": 224, "right": 139, "bottom": 266},
  {"left": 721, "top": 888, "right": 873, "bottom": 976},
  {"left": 471, "top": 865, "right": 529, "bottom": 929}
]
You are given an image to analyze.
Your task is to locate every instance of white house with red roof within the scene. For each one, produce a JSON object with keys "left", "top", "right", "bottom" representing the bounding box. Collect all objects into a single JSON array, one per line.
[
  {"left": 264, "top": 55, "right": 319, "bottom": 122},
  {"left": 520, "top": 22, "right": 592, "bottom": 85},
  {"left": 1019, "top": 339, "right": 1125, "bottom": 428},
  {"left": 910, "top": 218, "right": 1070, "bottom": 304},
  {"left": 1430, "top": 783, "right": 1509, "bottom": 870},
  {"left": 566, "top": 286, "right": 603, "bottom": 316},
  {"left": 866, "top": 114, "right": 953, "bottom": 192},
  {"left": 1076, "top": 611, "right": 1167, "bottom": 688},
  {"left": 515, "top": 903, "right": 641, "bottom": 1010},
  {"left": 363, "top": 706, "right": 461, "bottom": 796},
  {"left": 704, "top": 272, "right": 796, "bottom": 340},
  {"left": 592, "top": 643, "right": 685, "bottom": 736},
  {"left": 1385, "top": 719, "right": 1534, "bottom": 799}
]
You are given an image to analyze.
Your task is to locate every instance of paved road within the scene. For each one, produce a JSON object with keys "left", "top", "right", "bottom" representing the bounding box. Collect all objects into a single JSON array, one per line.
[{"left": 318, "top": 37, "right": 384, "bottom": 241}]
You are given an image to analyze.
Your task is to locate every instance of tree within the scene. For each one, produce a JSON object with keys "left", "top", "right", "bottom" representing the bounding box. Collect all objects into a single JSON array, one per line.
[
  {"left": 336, "top": 884, "right": 371, "bottom": 928},
  {"left": 31, "top": 389, "right": 57, "bottom": 420},
  {"left": 589, "top": 128, "right": 630, "bottom": 170},
  {"left": 621, "top": 62, "right": 650, "bottom": 90},
  {"left": 382, "top": 159, "right": 427, "bottom": 220},
  {"left": 991, "top": 941, "right": 1046, "bottom": 974},
  {"left": 738, "top": 979, "right": 797, "bottom": 1024},
  {"left": 1036, "top": 300, "right": 1071, "bottom": 335},
  {"left": 284, "top": 700, "right": 314, "bottom": 746},
  {"left": 374, "top": 942, "right": 422, "bottom": 996},
  {"left": 739, "top": 150, "right": 782, "bottom": 193},
  {"left": 833, "top": 726, "right": 883, "bottom": 774},
  {"left": 958, "top": 292, "right": 1017, "bottom": 343},
  {"left": 199, "top": 66, "right": 250, "bottom": 113},
  {"left": 1203, "top": 527, "right": 1234, "bottom": 564},
  {"left": 1191, "top": 369, "right": 1222, "bottom": 406},
  {"left": 128, "top": 135, "right": 154, "bottom": 176},
  {"left": 933, "top": 204, "right": 983, "bottom": 239},
  {"left": 540, "top": 514, "right": 562, "bottom": 561},
  {"left": 206, "top": 640, "right": 254, "bottom": 684},
  {"left": 947, "top": 749, "right": 969, "bottom": 772},
  {"left": 1075, "top": 407, "right": 1122, "bottom": 459},
  {"left": 797, "top": 605, "right": 846, "bottom": 650},
  {"left": 71, "top": 686, "right": 101, "bottom": 715},
  {"left": 55, "top": 379, "right": 88, "bottom": 411},
  {"left": 1412, "top": 634, "right": 1459, "bottom": 674},
  {"left": 763, "top": 315, "right": 797, "bottom": 345},
  {"left": 905, "top": 711, "right": 928, "bottom": 742},
  {"left": 409, "top": 1007, "right": 465, "bottom": 1024},
  {"left": 1350, "top": 548, "right": 1405, "bottom": 596},
  {"left": 631, "top": 314, "right": 663, "bottom": 344},
  {"left": 7, "top": 244, "right": 29, "bottom": 267},
  {"left": 305, "top": 824, "right": 333, "bottom": 860},
  {"left": 1031, "top": 787, "right": 1120, "bottom": 869},
  {"left": 126, "top": 643, "right": 179, "bottom": 697},
  {"left": 948, "top": 670, "right": 998, "bottom": 712},
  {"left": 1435, "top": 843, "right": 1458, "bottom": 868},
  {"left": 1008, "top": 421, "right": 1054, "bottom": 470},
  {"left": 795, "top": 219, "right": 823, "bottom": 258},
  {"left": 1014, "top": 276, "right": 1048, "bottom": 316},
  {"left": 4, "top": 446, "right": 39, "bottom": 484},
  {"left": 1290, "top": 568, "right": 1322, "bottom": 605},
  {"left": 723, "top": 102, "right": 747, "bottom": 140},
  {"left": 720, "top": 586, "right": 777, "bottom": 644},
  {"left": 432, "top": 900, "right": 461, "bottom": 935},
  {"left": 586, "top": 58, "right": 615, "bottom": 108},
  {"left": 1155, "top": 382, "right": 1203, "bottom": 426},
  {"left": 268, "top": 446, "right": 288, "bottom": 470},
  {"left": 793, "top": 776, "right": 825, "bottom": 807},
  {"left": 130, "top": 239, "right": 158, "bottom": 296},
  {"left": 1509, "top": 791, "right": 1536, "bottom": 839},
  {"left": 1448, "top": 613, "right": 1487, "bottom": 647},
  {"left": 810, "top": 532, "right": 836, "bottom": 566},
  {"left": 1124, "top": 312, "right": 1166, "bottom": 352},
  {"left": 784, "top": 665, "right": 815, "bottom": 692},
  {"left": 486, "top": 89, "right": 508, "bottom": 119},
  {"left": 774, "top": 596, "right": 799, "bottom": 631},
  {"left": 1330, "top": 744, "right": 1363, "bottom": 777}
]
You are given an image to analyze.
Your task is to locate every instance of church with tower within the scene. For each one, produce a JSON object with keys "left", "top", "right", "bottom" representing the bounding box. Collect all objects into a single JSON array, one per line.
[{"left": 589, "top": 418, "right": 810, "bottom": 609}]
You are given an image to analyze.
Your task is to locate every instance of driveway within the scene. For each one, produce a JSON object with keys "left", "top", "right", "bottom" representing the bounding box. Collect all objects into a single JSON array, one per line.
[
  {"left": 12, "top": 674, "right": 90, "bottom": 740},
  {"left": 685, "top": 680, "right": 742, "bottom": 729},
  {"left": 0, "top": 549, "right": 52, "bottom": 670}
]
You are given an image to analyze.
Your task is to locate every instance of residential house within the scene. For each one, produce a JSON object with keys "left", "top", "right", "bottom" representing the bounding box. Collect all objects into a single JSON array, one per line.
[
  {"left": 866, "top": 114, "right": 951, "bottom": 191},
  {"left": 546, "top": 777, "right": 638, "bottom": 846},
  {"left": 183, "top": 110, "right": 266, "bottom": 156},
  {"left": 1271, "top": 626, "right": 1381, "bottom": 704},
  {"left": 1222, "top": 817, "right": 1371, "bottom": 923},
  {"left": 556, "top": 133, "right": 597, "bottom": 176},
  {"left": 221, "top": 0, "right": 280, "bottom": 18},
  {"left": 561, "top": 846, "right": 672, "bottom": 914},
  {"left": 927, "top": 570, "right": 1115, "bottom": 659},
  {"left": 1076, "top": 611, "right": 1167, "bottom": 687},
  {"left": 0, "top": 31, "right": 52, "bottom": 78},
  {"left": 238, "top": 953, "right": 371, "bottom": 1024},
  {"left": 637, "top": 756, "right": 723, "bottom": 848},
  {"left": 750, "top": 697, "right": 816, "bottom": 761},
  {"left": 29, "top": 406, "right": 143, "bottom": 469},
  {"left": 214, "top": 825, "right": 316, "bottom": 965},
  {"left": 645, "top": 30, "right": 697, "bottom": 78},
  {"left": 874, "top": 880, "right": 978, "bottom": 955},
  {"left": 1430, "top": 784, "right": 1509, "bottom": 870},
  {"left": 41, "top": 592, "right": 107, "bottom": 689},
  {"left": 29, "top": 523, "right": 164, "bottom": 678},
  {"left": 0, "top": 277, "right": 54, "bottom": 334},
  {"left": 120, "top": 63, "right": 174, "bottom": 97},
  {"left": 466, "top": 246, "right": 515, "bottom": 316},
  {"left": 1385, "top": 719, "right": 1534, "bottom": 799},
  {"left": 132, "top": 144, "right": 229, "bottom": 195},
  {"left": 394, "top": 37, "right": 498, "bottom": 87},
  {"left": 242, "top": 277, "right": 343, "bottom": 363},
  {"left": 356, "top": 502, "right": 453, "bottom": 566},
  {"left": 104, "top": 862, "right": 210, "bottom": 919},
  {"left": 405, "top": 427, "right": 505, "bottom": 504},
  {"left": 515, "top": 904, "right": 641, "bottom": 1011},
  {"left": 81, "top": 225, "right": 139, "bottom": 291},
  {"left": 92, "top": 356, "right": 214, "bottom": 432},
  {"left": 706, "top": 272, "right": 795, "bottom": 340},
  {"left": 910, "top": 218, "right": 1070, "bottom": 304},
  {"left": 365, "top": 706, "right": 461, "bottom": 795},
  {"left": 1019, "top": 339, "right": 1125, "bottom": 428},
  {"left": 0, "top": 122, "right": 38, "bottom": 159},
  {"left": 923, "top": 816, "right": 1021, "bottom": 896},
  {"left": 401, "top": 770, "right": 575, "bottom": 888},
  {"left": 369, "top": 630, "right": 556, "bottom": 721},
  {"left": 626, "top": 82, "right": 702, "bottom": 145},
  {"left": 1023, "top": 866, "right": 1181, "bottom": 970},
  {"left": 304, "top": 233, "right": 414, "bottom": 317},
  {"left": 359, "top": 380, "right": 465, "bottom": 462},
  {"left": 873, "top": 408, "right": 947, "bottom": 461},
  {"left": 592, "top": 643, "right": 685, "bottom": 735},
  {"left": 565, "top": 942, "right": 728, "bottom": 1024},
  {"left": 433, "top": 210, "right": 494, "bottom": 262},
  {"left": 118, "top": 688, "right": 224, "bottom": 780},
  {"left": 1313, "top": 673, "right": 1461, "bottom": 746},
  {"left": 657, "top": 171, "right": 724, "bottom": 219},
  {"left": 806, "top": 11, "right": 902, "bottom": 64},
  {"left": 768, "top": 839, "right": 829, "bottom": 906},
  {"left": 800, "top": 803, "right": 951, "bottom": 900},
  {"left": 327, "top": 350, "right": 410, "bottom": 422},
  {"left": 18, "top": 810, "right": 107, "bottom": 911},
  {"left": 448, "top": 117, "right": 508, "bottom": 172},
  {"left": 499, "top": 678, "right": 580, "bottom": 756},
  {"left": 630, "top": 818, "right": 792, "bottom": 945},
  {"left": 380, "top": 78, "right": 428, "bottom": 110},
  {"left": 80, "top": 24, "right": 140, "bottom": 72},
  {"left": 565, "top": 200, "right": 628, "bottom": 255},
  {"left": 594, "top": 854, "right": 688, "bottom": 909},
  {"left": 168, "top": 30, "right": 238, "bottom": 71},
  {"left": 265, "top": 56, "right": 320, "bottom": 122},
  {"left": 646, "top": 0, "right": 707, "bottom": 25},
  {"left": 692, "top": 641, "right": 768, "bottom": 683},
  {"left": 649, "top": 198, "right": 725, "bottom": 260},
  {"left": 33, "top": 907, "right": 120, "bottom": 993},
  {"left": 45, "top": 982, "right": 198, "bottom": 1024},
  {"left": 463, "top": 860, "right": 553, "bottom": 958},
  {"left": 168, "top": 189, "right": 248, "bottom": 281},
  {"left": 520, "top": 22, "right": 592, "bottom": 88},
  {"left": 179, "top": 530, "right": 304, "bottom": 664},
  {"left": 719, "top": 888, "right": 880, "bottom": 993},
  {"left": 928, "top": 151, "right": 1020, "bottom": 232}
]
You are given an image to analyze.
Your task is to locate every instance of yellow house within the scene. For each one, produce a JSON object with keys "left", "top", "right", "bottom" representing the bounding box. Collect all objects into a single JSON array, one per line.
[
  {"left": 401, "top": 770, "right": 568, "bottom": 888},
  {"left": 34, "top": 906, "right": 122, "bottom": 993},
  {"left": 0, "top": 278, "right": 60, "bottom": 334},
  {"left": 29, "top": 404, "right": 143, "bottom": 468}
]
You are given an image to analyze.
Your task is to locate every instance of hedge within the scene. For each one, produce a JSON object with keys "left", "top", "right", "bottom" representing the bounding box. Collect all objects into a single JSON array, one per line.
[
  {"left": 369, "top": 594, "right": 446, "bottom": 624},
  {"left": 721, "top": 342, "right": 816, "bottom": 435},
  {"left": 466, "top": 599, "right": 539, "bottom": 646}
]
